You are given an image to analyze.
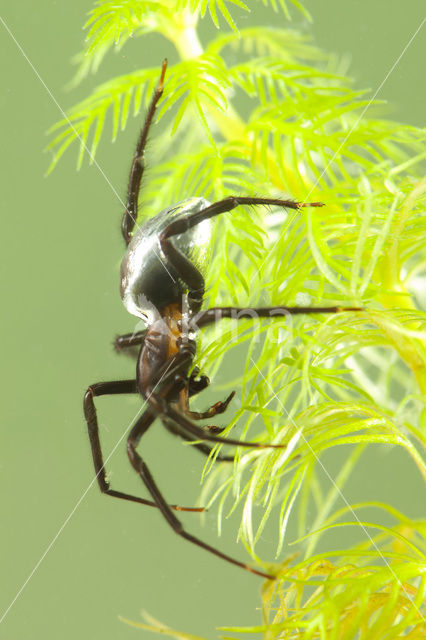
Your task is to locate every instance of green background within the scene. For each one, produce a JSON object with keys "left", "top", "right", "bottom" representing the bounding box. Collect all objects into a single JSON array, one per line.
[{"left": 1, "top": 2, "right": 425, "bottom": 639}]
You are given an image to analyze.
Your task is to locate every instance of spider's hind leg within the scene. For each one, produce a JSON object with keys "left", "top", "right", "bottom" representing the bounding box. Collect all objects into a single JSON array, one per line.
[
  {"left": 83, "top": 379, "right": 203, "bottom": 513},
  {"left": 126, "top": 419, "right": 273, "bottom": 579}
]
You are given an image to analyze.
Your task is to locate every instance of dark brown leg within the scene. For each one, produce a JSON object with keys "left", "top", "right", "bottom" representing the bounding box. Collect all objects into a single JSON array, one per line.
[
  {"left": 188, "top": 367, "right": 209, "bottom": 397},
  {"left": 162, "top": 196, "right": 323, "bottom": 243},
  {"left": 185, "top": 391, "right": 235, "bottom": 421},
  {"left": 122, "top": 60, "right": 167, "bottom": 244},
  {"left": 174, "top": 358, "right": 233, "bottom": 431},
  {"left": 162, "top": 418, "right": 235, "bottom": 462},
  {"left": 149, "top": 388, "right": 285, "bottom": 450},
  {"left": 126, "top": 418, "right": 274, "bottom": 579},
  {"left": 192, "top": 305, "right": 362, "bottom": 329},
  {"left": 146, "top": 347, "right": 284, "bottom": 450},
  {"left": 114, "top": 330, "right": 146, "bottom": 353},
  {"left": 139, "top": 343, "right": 273, "bottom": 460},
  {"left": 83, "top": 380, "right": 203, "bottom": 513},
  {"left": 158, "top": 197, "right": 323, "bottom": 314}
]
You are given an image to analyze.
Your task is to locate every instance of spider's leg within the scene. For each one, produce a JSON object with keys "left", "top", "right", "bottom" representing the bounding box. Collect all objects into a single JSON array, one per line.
[
  {"left": 162, "top": 418, "right": 235, "bottom": 462},
  {"left": 114, "top": 330, "right": 146, "bottom": 353},
  {"left": 122, "top": 60, "right": 167, "bottom": 245},
  {"left": 161, "top": 195, "right": 323, "bottom": 242},
  {"left": 182, "top": 367, "right": 234, "bottom": 422},
  {"left": 83, "top": 379, "right": 204, "bottom": 513},
  {"left": 184, "top": 391, "right": 235, "bottom": 432},
  {"left": 148, "top": 387, "right": 285, "bottom": 450},
  {"left": 193, "top": 305, "right": 363, "bottom": 329},
  {"left": 186, "top": 372, "right": 233, "bottom": 434},
  {"left": 188, "top": 367, "right": 209, "bottom": 397},
  {"left": 145, "top": 347, "right": 284, "bottom": 450},
  {"left": 126, "top": 423, "right": 273, "bottom": 579},
  {"left": 141, "top": 345, "right": 251, "bottom": 462},
  {"left": 185, "top": 390, "right": 235, "bottom": 421},
  {"left": 170, "top": 359, "right": 233, "bottom": 430},
  {"left": 158, "top": 196, "right": 322, "bottom": 313}
]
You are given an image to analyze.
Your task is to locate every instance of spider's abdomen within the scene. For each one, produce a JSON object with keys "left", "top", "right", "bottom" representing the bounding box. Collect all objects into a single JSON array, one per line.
[{"left": 120, "top": 197, "right": 212, "bottom": 319}]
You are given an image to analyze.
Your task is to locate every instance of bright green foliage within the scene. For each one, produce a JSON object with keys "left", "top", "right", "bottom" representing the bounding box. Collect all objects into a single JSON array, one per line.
[
  {"left": 121, "top": 508, "right": 426, "bottom": 636},
  {"left": 176, "top": 0, "right": 249, "bottom": 32},
  {"left": 49, "top": 0, "right": 426, "bottom": 634}
]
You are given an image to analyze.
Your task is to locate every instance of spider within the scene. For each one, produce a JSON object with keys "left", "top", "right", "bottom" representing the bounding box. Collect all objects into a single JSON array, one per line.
[{"left": 84, "top": 60, "right": 360, "bottom": 580}]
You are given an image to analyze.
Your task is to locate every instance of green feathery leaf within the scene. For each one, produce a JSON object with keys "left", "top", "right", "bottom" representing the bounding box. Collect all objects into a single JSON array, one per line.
[{"left": 50, "top": 2, "right": 426, "bottom": 628}]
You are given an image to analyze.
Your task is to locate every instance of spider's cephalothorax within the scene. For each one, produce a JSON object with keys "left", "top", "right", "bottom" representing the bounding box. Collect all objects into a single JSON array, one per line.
[{"left": 83, "top": 60, "right": 361, "bottom": 580}]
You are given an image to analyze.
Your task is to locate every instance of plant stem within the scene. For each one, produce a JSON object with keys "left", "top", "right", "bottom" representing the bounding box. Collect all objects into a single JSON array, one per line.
[{"left": 166, "top": 11, "right": 319, "bottom": 197}]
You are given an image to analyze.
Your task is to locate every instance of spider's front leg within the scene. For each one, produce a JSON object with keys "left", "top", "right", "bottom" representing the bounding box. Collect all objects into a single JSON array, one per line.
[{"left": 121, "top": 60, "right": 167, "bottom": 244}]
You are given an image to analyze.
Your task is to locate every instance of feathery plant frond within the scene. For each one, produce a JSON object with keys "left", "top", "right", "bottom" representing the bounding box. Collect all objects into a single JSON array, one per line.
[
  {"left": 176, "top": 0, "right": 249, "bottom": 33},
  {"left": 122, "top": 508, "right": 426, "bottom": 636},
  {"left": 70, "top": 0, "right": 175, "bottom": 83},
  {"left": 50, "top": 0, "right": 426, "bottom": 633},
  {"left": 48, "top": 55, "right": 231, "bottom": 168},
  {"left": 176, "top": 0, "right": 311, "bottom": 32},
  {"left": 159, "top": 55, "right": 231, "bottom": 142},
  {"left": 48, "top": 67, "right": 162, "bottom": 167}
]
